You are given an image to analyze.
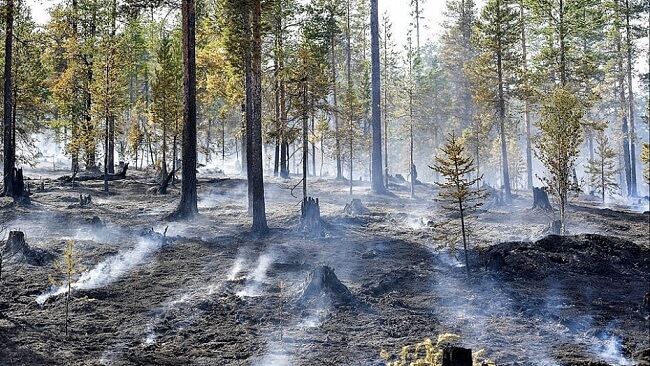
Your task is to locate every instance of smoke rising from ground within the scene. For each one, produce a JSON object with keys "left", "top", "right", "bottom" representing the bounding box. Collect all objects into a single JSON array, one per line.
[{"left": 36, "top": 236, "right": 163, "bottom": 305}]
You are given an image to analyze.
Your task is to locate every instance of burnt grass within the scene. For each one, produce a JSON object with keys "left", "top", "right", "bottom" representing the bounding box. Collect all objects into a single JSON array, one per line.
[{"left": 0, "top": 170, "right": 649, "bottom": 365}]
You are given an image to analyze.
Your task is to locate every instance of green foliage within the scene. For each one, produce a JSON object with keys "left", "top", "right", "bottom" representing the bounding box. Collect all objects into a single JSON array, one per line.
[
  {"left": 49, "top": 240, "right": 86, "bottom": 337},
  {"left": 584, "top": 130, "right": 619, "bottom": 202},
  {"left": 641, "top": 142, "right": 650, "bottom": 186},
  {"left": 533, "top": 87, "right": 584, "bottom": 234},
  {"left": 430, "top": 133, "right": 486, "bottom": 272}
]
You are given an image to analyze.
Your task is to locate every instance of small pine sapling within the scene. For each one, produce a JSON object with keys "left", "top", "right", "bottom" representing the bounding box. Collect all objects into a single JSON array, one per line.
[
  {"left": 430, "top": 133, "right": 487, "bottom": 274},
  {"left": 49, "top": 240, "right": 86, "bottom": 337},
  {"left": 584, "top": 130, "right": 619, "bottom": 203}
]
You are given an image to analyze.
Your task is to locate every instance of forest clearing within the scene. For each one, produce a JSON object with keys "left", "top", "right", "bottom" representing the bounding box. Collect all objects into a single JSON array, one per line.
[{"left": 1, "top": 0, "right": 650, "bottom": 365}]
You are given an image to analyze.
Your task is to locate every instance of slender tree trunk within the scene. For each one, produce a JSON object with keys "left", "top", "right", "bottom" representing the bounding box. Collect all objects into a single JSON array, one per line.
[
  {"left": 251, "top": 0, "right": 268, "bottom": 232},
  {"left": 370, "top": 0, "right": 384, "bottom": 194},
  {"left": 302, "top": 84, "right": 308, "bottom": 201},
  {"left": 332, "top": 33, "right": 341, "bottom": 180},
  {"left": 410, "top": 93, "right": 415, "bottom": 199},
  {"left": 311, "top": 95, "right": 316, "bottom": 177},
  {"left": 497, "top": 47, "right": 512, "bottom": 203},
  {"left": 3, "top": 0, "right": 14, "bottom": 196},
  {"left": 173, "top": 0, "right": 198, "bottom": 219},
  {"left": 618, "top": 51, "right": 632, "bottom": 195},
  {"left": 520, "top": 1, "right": 533, "bottom": 190},
  {"left": 383, "top": 17, "right": 389, "bottom": 189},
  {"left": 625, "top": 0, "right": 637, "bottom": 196}
]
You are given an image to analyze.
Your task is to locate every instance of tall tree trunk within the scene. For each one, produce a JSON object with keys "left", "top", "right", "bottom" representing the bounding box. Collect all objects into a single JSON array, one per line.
[
  {"left": 302, "top": 84, "right": 308, "bottom": 201},
  {"left": 107, "top": 0, "right": 117, "bottom": 174},
  {"left": 383, "top": 16, "right": 389, "bottom": 189},
  {"left": 497, "top": 47, "right": 512, "bottom": 203},
  {"left": 370, "top": 0, "right": 384, "bottom": 193},
  {"left": 173, "top": 0, "right": 198, "bottom": 219},
  {"left": 618, "top": 45, "right": 632, "bottom": 195},
  {"left": 311, "top": 95, "right": 316, "bottom": 176},
  {"left": 331, "top": 32, "right": 341, "bottom": 180},
  {"left": 251, "top": 0, "right": 268, "bottom": 232},
  {"left": 520, "top": 1, "right": 533, "bottom": 190},
  {"left": 625, "top": 0, "right": 637, "bottom": 196},
  {"left": 3, "top": 0, "right": 14, "bottom": 196},
  {"left": 347, "top": 0, "right": 353, "bottom": 195},
  {"left": 244, "top": 2, "right": 253, "bottom": 213}
]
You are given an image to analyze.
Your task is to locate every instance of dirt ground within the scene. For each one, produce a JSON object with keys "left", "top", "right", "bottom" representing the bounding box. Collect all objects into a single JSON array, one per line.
[{"left": 0, "top": 168, "right": 648, "bottom": 365}]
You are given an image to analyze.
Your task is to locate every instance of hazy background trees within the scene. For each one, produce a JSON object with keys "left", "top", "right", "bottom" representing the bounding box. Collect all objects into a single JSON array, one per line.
[{"left": 0, "top": 0, "right": 648, "bottom": 206}]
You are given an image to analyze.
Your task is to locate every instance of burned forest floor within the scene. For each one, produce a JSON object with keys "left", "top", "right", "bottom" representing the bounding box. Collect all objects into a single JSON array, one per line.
[{"left": 0, "top": 168, "right": 649, "bottom": 366}]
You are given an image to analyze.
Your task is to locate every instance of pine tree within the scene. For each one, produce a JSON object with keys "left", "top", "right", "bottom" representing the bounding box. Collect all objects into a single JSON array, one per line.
[
  {"left": 472, "top": 0, "right": 520, "bottom": 203},
  {"left": 172, "top": 0, "right": 199, "bottom": 219},
  {"left": 150, "top": 36, "right": 182, "bottom": 193},
  {"left": 431, "top": 133, "right": 486, "bottom": 274},
  {"left": 584, "top": 130, "right": 619, "bottom": 203},
  {"left": 369, "top": 0, "right": 385, "bottom": 193},
  {"left": 534, "top": 87, "right": 584, "bottom": 235}
]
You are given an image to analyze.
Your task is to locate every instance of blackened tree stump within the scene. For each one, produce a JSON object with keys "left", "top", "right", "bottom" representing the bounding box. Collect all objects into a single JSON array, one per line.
[
  {"left": 297, "top": 265, "right": 354, "bottom": 307},
  {"left": 3, "top": 230, "right": 53, "bottom": 266},
  {"left": 532, "top": 186, "right": 552, "bottom": 210},
  {"left": 300, "top": 197, "right": 322, "bottom": 235},
  {"left": 441, "top": 346, "right": 473, "bottom": 366}
]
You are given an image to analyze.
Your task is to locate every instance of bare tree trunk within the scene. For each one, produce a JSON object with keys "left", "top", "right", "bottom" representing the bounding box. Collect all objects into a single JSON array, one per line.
[
  {"left": 625, "top": 0, "right": 637, "bottom": 196},
  {"left": 497, "top": 46, "right": 512, "bottom": 203},
  {"left": 370, "top": 0, "right": 385, "bottom": 194},
  {"left": 520, "top": 2, "right": 533, "bottom": 190},
  {"left": 332, "top": 32, "right": 342, "bottom": 180},
  {"left": 302, "top": 84, "right": 308, "bottom": 201},
  {"left": 3, "top": 0, "right": 14, "bottom": 196},
  {"left": 172, "top": 0, "right": 198, "bottom": 219},
  {"left": 251, "top": 0, "right": 268, "bottom": 232}
]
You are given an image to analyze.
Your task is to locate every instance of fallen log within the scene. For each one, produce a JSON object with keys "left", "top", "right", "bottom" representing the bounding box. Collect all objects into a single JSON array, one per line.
[{"left": 59, "top": 163, "right": 129, "bottom": 183}]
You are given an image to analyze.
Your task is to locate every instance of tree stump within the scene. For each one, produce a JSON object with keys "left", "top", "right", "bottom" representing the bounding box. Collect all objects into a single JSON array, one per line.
[
  {"left": 344, "top": 198, "right": 370, "bottom": 215},
  {"left": 297, "top": 265, "right": 354, "bottom": 307},
  {"left": 3, "top": 231, "right": 53, "bottom": 266},
  {"left": 441, "top": 346, "right": 473, "bottom": 366},
  {"left": 532, "top": 187, "right": 552, "bottom": 210},
  {"left": 79, "top": 194, "right": 92, "bottom": 206},
  {"left": 4, "top": 231, "right": 26, "bottom": 255},
  {"left": 300, "top": 197, "right": 322, "bottom": 236}
]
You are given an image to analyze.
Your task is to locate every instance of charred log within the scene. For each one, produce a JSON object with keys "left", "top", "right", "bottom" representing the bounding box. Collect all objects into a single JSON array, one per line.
[
  {"left": 532, "top": 186, "right": 552, "bottom": 210},
  {"left": 59, "top": 163, "right": 129, "bottom": 183}
]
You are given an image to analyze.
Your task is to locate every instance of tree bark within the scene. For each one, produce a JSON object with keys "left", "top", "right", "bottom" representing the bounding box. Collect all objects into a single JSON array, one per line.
[
  {"left": 370, "top": 0, "right": 385, "bottom": 194},
  {"left": 625, "top": 0, "right": 637, "bottom": 196},
  {"left": 331, "top": 30, "right": 342, "bottom": 180},
  {"left": 250, "top": 0, "right": 268, "bottom": 232},
  {"left": 520, "top": 1, "right": 533, "bottom": 190},
  {"left": 3, "top": 0, "right": 14, "bottom": 196},
  {"left": 173, "top": 0, "right": 198, "bottom": 219},
  {"left": 496, "top": 38, "right": 512, "bottom": 203}
]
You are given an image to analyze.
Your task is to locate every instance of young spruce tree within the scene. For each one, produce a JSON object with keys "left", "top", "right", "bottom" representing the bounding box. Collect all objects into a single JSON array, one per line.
[
  {"left": 431, "top": 133, "right": 486, "bottom": 274},
  {"left": 584, "top": 130, "right": 619, "bottom": 203}
]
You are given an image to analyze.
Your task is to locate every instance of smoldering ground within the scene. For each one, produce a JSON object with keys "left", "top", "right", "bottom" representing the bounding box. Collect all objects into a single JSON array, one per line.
[{"left": 0, "top": 168, "right": 648, "bottom": 365}]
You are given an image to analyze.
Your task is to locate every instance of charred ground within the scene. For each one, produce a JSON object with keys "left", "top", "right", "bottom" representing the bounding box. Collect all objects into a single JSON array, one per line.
[{"left": 0, "top": 170, "right": 648, "bottom": 365}]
